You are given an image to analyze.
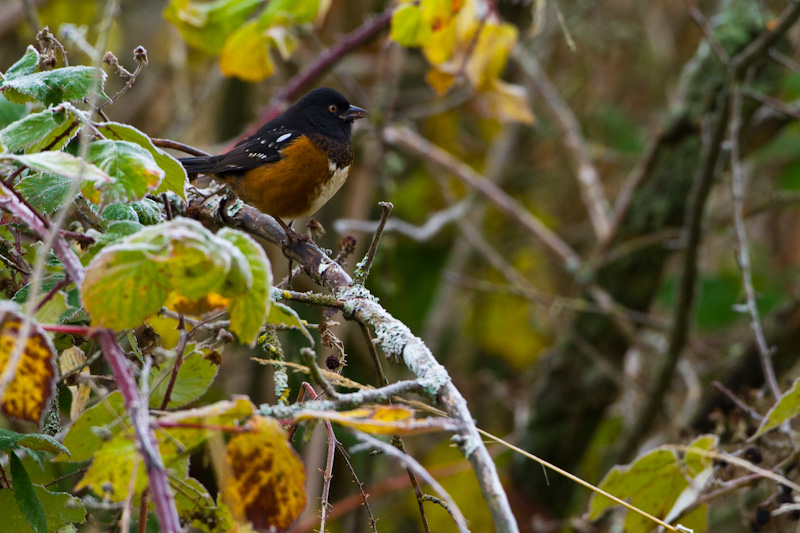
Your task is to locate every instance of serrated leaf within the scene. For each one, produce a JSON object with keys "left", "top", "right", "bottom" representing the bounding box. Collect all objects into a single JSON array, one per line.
[
  {"left": 756, "top": 375, "right": 800, "bottom": 437},
  {"left": 130, "top": 198, "right": 163, "bottom": 225},
  {"left": 217, "top": 228, "right": 272, "bottom": 344},
  {"left": 0, "top": 302, "right": 58, "bottom": 424},
  {"left": 267, "top": 302, "right": 312, "bottom": 345},
  {"left": 15, "top": 173, "right": 73, "bottom": 214},
  {"left": 12, "top": 275, "right": 66, "bottom": 305},
  {"left": 3, "top": 47, "right": 39, "bottom": 81},
  {"left": 149, "top": 348, "right": 220, "bottom": 409},
  {"left": 85, "top": 140, "right": 164, "bottom": 203},
  {"left": 82, "top": 242, "right": 171, "bottom": 330},
  {"left": 0, "top": 428, "right": 69, "bottom": 456},
  {"left": 0, "top": 107, "right": 81, "bottom": 153},
  {"left": 2, "top": 151, "right": 110, "bottom": 188},
  {"left": 1, "top": 66, "right": 107, "bottom": 106},
  {"left": 58, "top": 391, "right": 126, "bottom": 462},
  {"left": 158, "top": 399, "right": 255, "bottom": 455},
  {"left": 75, "top": 433, "right": 190, "bottom": 503},
  {"left": 0, "top": 484, "right": 85, "bottom": 532},
  {"left": 222, "top": 416, "right": 306, "bottom": 531},
  {"left": 96, "top": 122, "right": 187, "bottom": 199},
  {"left": 164, "top": 0, "right": 263, "bottom": 54},
  {"left": 100, "top": 203, "right": 139, "bottom": 222},
  {"left": 9, "top": 451, "right": 46, "bottom": 533},
  {"left": 219, "top": 22, "right": 275, "bottom": 82}
]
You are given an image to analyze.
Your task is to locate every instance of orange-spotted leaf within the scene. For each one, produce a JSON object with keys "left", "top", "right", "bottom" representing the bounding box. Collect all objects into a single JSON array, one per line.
[
  {"left": 0, "top": 303, "right": 57, "bottom": 424},
  {"left": 296, "top": 406, "right": 462, "bottom": 435},
  {"left": 222, "top": 416, "right": 306, "bottom": 532}
]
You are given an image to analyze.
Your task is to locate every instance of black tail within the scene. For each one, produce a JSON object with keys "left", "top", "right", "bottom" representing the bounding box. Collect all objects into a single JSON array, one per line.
[{"left": 179, "top": 156, "right": 219, "bottom": 176}]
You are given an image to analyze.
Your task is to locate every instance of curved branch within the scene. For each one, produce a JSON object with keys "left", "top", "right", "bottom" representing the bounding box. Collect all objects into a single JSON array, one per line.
[{"left": 189, "top": 196, "right": 521, "bottom": 533}]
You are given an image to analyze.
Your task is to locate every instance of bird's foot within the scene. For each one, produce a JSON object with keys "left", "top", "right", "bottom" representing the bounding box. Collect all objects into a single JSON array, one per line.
[{"left": 275, "top": 217, "right": 310, "bottom": 246}]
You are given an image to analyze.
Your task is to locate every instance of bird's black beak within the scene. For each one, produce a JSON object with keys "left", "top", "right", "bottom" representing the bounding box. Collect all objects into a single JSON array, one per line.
[{"left": 342, "top": 105, "right": 367, "bottom": 122}]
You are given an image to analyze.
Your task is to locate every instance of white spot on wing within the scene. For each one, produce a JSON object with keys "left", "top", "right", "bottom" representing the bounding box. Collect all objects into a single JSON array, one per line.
[{"left": 276, "top": 133, "right": 292, "bottom": 143}]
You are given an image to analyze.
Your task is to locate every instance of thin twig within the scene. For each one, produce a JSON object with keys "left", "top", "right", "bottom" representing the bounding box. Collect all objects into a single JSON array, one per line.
[
  {"left": 685, "top": 0, "right": 730, "bottom": 64},
  {"left": 151, "top": 138, "right": 210, "bottom": 157},
  {"left": 159, "top": 315, "right": 189, "bottom": 410},
  {"left": 514, "top": 48, "right": 611, "bottom": 241},
  {"left": 711, "top": 381, "right": 764, "bottom": 421},
  {"left": 359, "top": 322, "right": 388, "bottom": 386},
  {"left": 383, "top": 125, "right": 582, "bottom": 273},
  {"left": 618, "top": 83, "right": 732, "bottom": 463},
  {"left": 729, "top": 84, "right": 781, "bottom": 400},
  {"left": 354, "top": 202, "right": 394, "bottom": 284},
  {"left": 350, "top": 431, "right": 469, "bottom": 533}
]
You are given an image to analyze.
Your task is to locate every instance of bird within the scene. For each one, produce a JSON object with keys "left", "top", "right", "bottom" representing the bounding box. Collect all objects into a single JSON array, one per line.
[{"left": 179, "top": 87, "right": 367, "bottom": 239}]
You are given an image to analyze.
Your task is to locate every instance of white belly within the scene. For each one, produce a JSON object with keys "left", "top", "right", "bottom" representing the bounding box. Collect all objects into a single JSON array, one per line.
[{"left": 308, "top": 162, "right": 351, "bottom": 215}]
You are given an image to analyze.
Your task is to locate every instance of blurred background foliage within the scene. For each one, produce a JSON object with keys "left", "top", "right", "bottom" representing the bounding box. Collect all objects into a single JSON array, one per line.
[{"left": 5, "top": 0, "right": 800, "bottom": 531}]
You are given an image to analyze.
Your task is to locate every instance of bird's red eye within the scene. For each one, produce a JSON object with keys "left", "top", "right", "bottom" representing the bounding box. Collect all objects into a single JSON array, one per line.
[{"left": 329, "top": 104, "right": 337, "bottom": 113}]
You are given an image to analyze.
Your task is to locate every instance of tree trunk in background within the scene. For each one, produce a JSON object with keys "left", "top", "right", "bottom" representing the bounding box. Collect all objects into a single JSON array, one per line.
[{"left": 512, "top": 1, "right": 787, "bottom": 516}]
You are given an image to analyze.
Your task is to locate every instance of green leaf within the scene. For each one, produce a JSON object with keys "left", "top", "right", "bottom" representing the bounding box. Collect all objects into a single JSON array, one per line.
[
  {"left": 1, "top": 66, "right": 107, "bottom": 106},
  {"left": 12, "top": 275, "right": 66, "bottom": 304},
  {"left": 58, "top": 391, "right": 126, "bottom": 463},
  {"left": 15, "top": 173, "right": 73, "bottom": 214},
  {"left": 218, "top": 228, "right": 272, "bottom": 344},
  {"left": 164, "top": 0, "right": 263, "bottom": 54},
  {"left": 96, "top": 122, "right": 187, "bottom": 199},
  {"left": 174, "top": 477, "right": 232, "bottom": 533},
  {"left": 82, "top": 218, "right": 263, "bottom": 330},
  {"left": 0, "top": 106, "right": 81, "bottom": 153},
  {"left": 2, "top": 151, "right": 110, "bottom": 187},
  {"left": 756, "top": 375, "right": 800, "bottom": 436},
  {"left": 130, "top": 198, "right": 163, "bottom": 225},
  {"left": 3, "top": 47, "right": 39, "bottom": 80},
  {"left": 0, "top": 94, "right": 29, "bottom": 131},
  {"left": 149, "top": 348, "right": 220, "bottom": 409},
  {"left": 101, "top": 203, "right": 139, "bottom": 222},
  {"left": 85, "top": 140, "right": 164, "bottom": 203},
  {"left": 267, "top": 302, "right": 313, "bottom": 345},
  {"left": 0, "top": 484, "right": 85, "bottom": 532},
  {"left": 82, "top": 220, "right": 144, "bottom": 264},
  {"left": 390, "top": 4, "right": 431, "bottom": 47},
  {"left": 9, "top": 451, "right": 46, "bottom": 533},
  {"left": 34, "top": 486, "right": 86, "bottom": 530},
  {"left": 82, "top": 242, "right": 172, "bottom": 330},
  {"left": 258, "top": 0, "right": 321, "bottom": 27},
  {"left": 0, "top": 428, "right": 69, "bottom": 456}
]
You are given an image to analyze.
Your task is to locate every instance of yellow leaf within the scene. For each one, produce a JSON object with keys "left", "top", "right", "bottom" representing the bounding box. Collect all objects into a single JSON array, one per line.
[
  {"left": 296, "top": 406, "right": 459, "bottom": 435},
  {"left": 222, "top": 416, "right": 306, "bottom": 531},
  {"left": 165, "top": 291, "right": 230, "bottom": 317},
  {"left": 423, "top": 15, "right": 457, "bottom": 65},
  {"left": 426, "top": 68, "right": 456, "bottom": 95},
  {"left": 0, "top": 303, "right": 57, "bottom": 424},
  {"left": 465, "top": 21, "right": 518, "bottom": 88},
  {"left": 220, "top": 22, "right": 275, "bottom": 82},
  {"left": 478, "top": 79, "right": 535, "bottom": 124},
  {"left": 59, "top": 346, "right": 91, "bottom": 421}
]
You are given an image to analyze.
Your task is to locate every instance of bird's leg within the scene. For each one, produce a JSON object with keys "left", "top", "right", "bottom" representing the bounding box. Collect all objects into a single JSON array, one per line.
[
  {"left": 275, "top": 217, "right": 310, "bottom": 244},
  {"left": 217, "top": 192, "right": 243, "bottom": 228}
]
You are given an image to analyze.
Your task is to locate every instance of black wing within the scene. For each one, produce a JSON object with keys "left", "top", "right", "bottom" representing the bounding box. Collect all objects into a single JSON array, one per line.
[{"left": 179, "top": 128, "right": 301, "bottom": 175}]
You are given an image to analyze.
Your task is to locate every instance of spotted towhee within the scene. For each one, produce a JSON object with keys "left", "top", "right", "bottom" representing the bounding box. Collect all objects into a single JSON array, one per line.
[{"left": 179, "top": 87, "right": 367, "bottom": 236}]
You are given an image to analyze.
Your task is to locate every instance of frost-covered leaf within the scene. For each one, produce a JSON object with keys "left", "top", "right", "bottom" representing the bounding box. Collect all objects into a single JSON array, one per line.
[
  {"left": 267, "top": 302, "right": 312, "bottom": 345},
  {"left": 96, "top": 122, "right": 186, "bottom": 199},
  {"left": 0, "top": 106, "right": 81, "bottom": 153},
  {"left": 2, "top": 151, "right": 110, "bottom": 187},
  {"left": 15, "top": 173, "right": 73, "bottom": 214},
  {"left": 1, "top": 66, "right": 107, "bottom": 106},
  {"left": 218, "top": 228, "right": 271, "bottom": 344},
  {"left": 85, "top": 140, "right": 164, "bottom": 203}
]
